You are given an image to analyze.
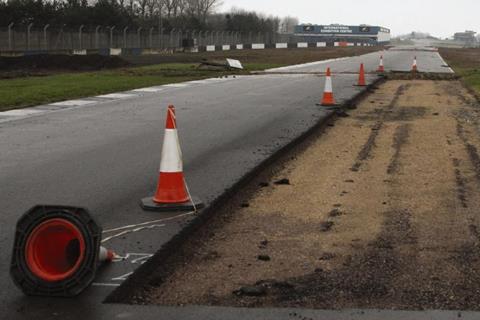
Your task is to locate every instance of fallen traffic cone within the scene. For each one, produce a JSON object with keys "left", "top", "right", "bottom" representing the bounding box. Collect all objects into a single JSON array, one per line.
[
  {"left": 140, "top": 105, "right": 203, "bottom": 212},
  {"left": 356, "top": 63, "right": 367, "bottom": 86},
  {"left": 10, "top": 205, "right": 115, "bottom": 297},
  {"left": 318, "top": 67, "right": 336, "bottom": 106},
  {"left": 411, "top": 56, "right": 418, "bottom": 73},
  {"left": 377, "top": 55, "right": 385, "bottom": 73}
]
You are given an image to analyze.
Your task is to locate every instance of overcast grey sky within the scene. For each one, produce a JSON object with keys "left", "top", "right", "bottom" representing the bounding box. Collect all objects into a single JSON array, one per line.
[{"left": 220, "top": 0, "right": 479, "bottom": 38}]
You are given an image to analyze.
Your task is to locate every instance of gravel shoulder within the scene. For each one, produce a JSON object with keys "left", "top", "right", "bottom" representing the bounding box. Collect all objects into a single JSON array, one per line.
[{"left": 144, "top": 79, "right": 480, "bottom": 311}]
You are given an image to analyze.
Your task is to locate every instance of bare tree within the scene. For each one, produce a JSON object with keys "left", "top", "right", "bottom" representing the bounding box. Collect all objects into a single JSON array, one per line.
[
  {"left": 185, "top": 0, "right": 221, "bottom": 22},
  {"left": 280, "top": 16, "right": 299, "bottom": 34},
  {"left": 163, "top": 0, "right": 178, "bottom": 17}
]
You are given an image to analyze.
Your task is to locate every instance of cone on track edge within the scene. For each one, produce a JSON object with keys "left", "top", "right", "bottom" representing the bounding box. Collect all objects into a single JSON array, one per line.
[
  {"left": 317, "top": 67, "right": 337, "bottom": 106},
  {"left": 10, "top": 205, "right": 115, "bottom": 297},
  {"left": 140, "top": 105, "right": 204, "bottom": 212},
  {"left": 356, "top": 63, "right": 367, "bottom": 86},
  {"left": 412, "top": 56, "right": 418, "bottom": 73},
  {"left": 377, "top": 55, "right": 385, "bottom": 73}
]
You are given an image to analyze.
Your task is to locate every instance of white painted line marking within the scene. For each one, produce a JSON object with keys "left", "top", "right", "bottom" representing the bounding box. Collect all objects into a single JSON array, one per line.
[
  {"left": 162, "top": 83, "right": 189, "bottom": 88},
  {"left": 1, "top": 109, "right": 45, "bottom": 116},
  {"left": 112, "top": 272, "right": 133, "bottom": 282},
  {"left": 266, "top": 57, "right": 350, "bottom": 72},
  {"left": 97, "top": 93, "right": 136, "bottom": 99},
  {"left": 50, "top": 99, "right": 97, "bottom": 106},
  {"left": 92, "top": 283, "right": 121, "bottom": 287},
  {"left": 132, "top": 87, "right": 164, "bottom": 93},
  {"left": 187, "top": 80, "right": 209, "bottom": 84}
]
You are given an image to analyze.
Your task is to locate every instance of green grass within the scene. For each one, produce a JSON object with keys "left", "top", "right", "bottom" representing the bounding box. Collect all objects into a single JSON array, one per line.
[
  {"left": 438, "top": 48, "right": 480, "bottom": 96},
  {"left": 454, "top": 67, "right": 480, "bottom": 94},
  {"left": 0, "top": 62, "right": 284, "bottom": 112}
]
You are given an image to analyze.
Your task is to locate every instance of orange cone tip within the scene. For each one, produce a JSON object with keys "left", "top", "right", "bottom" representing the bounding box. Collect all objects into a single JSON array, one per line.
[
  {"left": 321, "top": 67, "right": 336, "bottom": 106},
  {"left": 357, "top": 63, "right": 366, "bottom": 86}
]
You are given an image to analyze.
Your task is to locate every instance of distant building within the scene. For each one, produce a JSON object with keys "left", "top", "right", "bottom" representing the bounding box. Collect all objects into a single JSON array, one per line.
[
  {"left": 454, "top": 30, "right": 477, "bottom": 45},
  {"left": 294, "top": 24, "right": 391, "bottom": 46}
]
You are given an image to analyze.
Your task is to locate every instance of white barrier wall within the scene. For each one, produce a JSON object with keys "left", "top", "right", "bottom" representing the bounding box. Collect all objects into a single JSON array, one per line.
[
  {"left": 206, "top": 45, "right": 215, "bottom": 52},
  {"left": 109, "top": 48, "right": 121, "bottom": 56},
  {"left": 275, "top": 43, "right": 288, "bottom": 49},
  {"left": 317, "top": 42, "right": 327, "bottom": 47},
  {"left": 73, "top": 49, "right": 87, "bottom": 55},
  {"left": 334, "top": 42, "right": 339, "bottom": 47},
  {"left": 347, "top": 43, "right": 355, "bottom": 47},
  {"left": 222, "top": 45, "right": 230, "bottom": 51},
  {"left": 252, "top": 43, "right": 265, "bottom": 49},
  {"left": 236, "top": 44, "right": 244, "bottom": 50},
  {"left": 297, "top": 42, "right": 308, "bottom": 48}
]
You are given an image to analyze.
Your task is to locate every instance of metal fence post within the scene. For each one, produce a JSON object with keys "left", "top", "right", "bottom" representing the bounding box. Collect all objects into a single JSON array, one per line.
[
  {"left": 137, "top": 27, "right": 142, "bottom": 48},
  {"left": 43, "top": 24, "right": 49, "bottom": 50},
  {"left": 109, "top": 26, "right": 115, "bottom": 48},
  {"left": 27, "top": 23, "right": 33, "bottom": 50},
  {"left": 95, "top": 25, "right": 101, "bottom": 49},
  {"left": 159, "top": 27, "right": 164, "bottom": 49},
  {"left": 149, "top": 27, "right": 153, "bottom": 48},
  {"left": 123, "top": 26, "right": 128, "bottom": 48},
  {"left": 169, "top": 29, "right": 175, "bottom": 48},
  {"left": 191, "top": 30, "right": 196, "bottom": 47},
  {"left": 79, "top": 25, "right": 84, "bottom": 49},
  {"left": 8, "top": 22, "right": 14, "bottom": 51}
]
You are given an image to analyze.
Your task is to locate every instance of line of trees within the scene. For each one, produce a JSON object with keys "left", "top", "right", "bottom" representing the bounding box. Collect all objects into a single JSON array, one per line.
[{"left": 0, "top": 0, "right": 299, "bottom": 33}]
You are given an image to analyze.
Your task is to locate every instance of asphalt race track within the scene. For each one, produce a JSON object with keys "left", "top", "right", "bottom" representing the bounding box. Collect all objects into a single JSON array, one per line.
[{"left": 0, "top": 46, "right": 464, "bottom": 319}]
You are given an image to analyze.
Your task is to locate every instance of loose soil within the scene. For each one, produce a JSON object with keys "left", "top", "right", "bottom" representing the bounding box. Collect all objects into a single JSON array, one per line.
[
  {"left": 124, "top": 47, "right": 381, "bottom": 66},
  {"left": 143, "top": 79, "right": 480, "bottom": 311},
  {"left": 0, "top": 54, "right": 130, "bottom": 78}
]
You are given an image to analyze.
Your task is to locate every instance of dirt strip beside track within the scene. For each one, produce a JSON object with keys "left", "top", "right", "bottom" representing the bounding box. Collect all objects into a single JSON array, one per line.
[{"left": 144, "top": 79, "right": 480, "bottom": 311}]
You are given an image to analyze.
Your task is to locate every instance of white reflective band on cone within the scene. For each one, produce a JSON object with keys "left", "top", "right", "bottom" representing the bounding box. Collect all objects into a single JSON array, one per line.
[
  {"left": 324, "top": 77, "right": 333, "bottom": 93},
  {"left": 159, "top": 129, "right": 183, "bottom": 173},
  {"left": 98, "top": 246, "right": 111, "bottom": 262}
]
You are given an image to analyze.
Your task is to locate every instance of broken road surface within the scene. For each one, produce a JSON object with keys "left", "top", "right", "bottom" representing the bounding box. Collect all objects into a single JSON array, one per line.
[{"left": 145, "top": 80, "right": 480, "bottom": 311}]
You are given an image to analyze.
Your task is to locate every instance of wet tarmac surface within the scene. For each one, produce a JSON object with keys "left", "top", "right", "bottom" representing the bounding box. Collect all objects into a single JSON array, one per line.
[{"left": 0, "top": 46, "right": 467, "bottom": 319}]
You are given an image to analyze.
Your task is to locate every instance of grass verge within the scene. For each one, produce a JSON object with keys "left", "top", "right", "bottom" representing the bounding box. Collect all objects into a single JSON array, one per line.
[
  {"left": 0, "top": 63, "right": 273, "bottom": 112},
  {"left": 439, "top": 48, "right": 480, "bottom": 95},
  {"left": 0, "top": 47, "right": 380, "bottom": 112}
]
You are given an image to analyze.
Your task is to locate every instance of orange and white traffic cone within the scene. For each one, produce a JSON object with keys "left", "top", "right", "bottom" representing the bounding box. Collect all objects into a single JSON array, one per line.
[
  {"left": 356, "top": 63, "right": 367, "bottom": 86},
  {"left": 411, "top": 56, "right": 418, "bottom": 73},
  {"left": 10, "top": 205, "right": 116, "bottom": 297},
  {"left": 377, "top": 55, "right": 385, "bottom": 73},
  {"left": 140, "top": 105, "right": 203, "bottom": 212},
  {"left": 318, "top": 67, "right": 336, "bottom": 106}
]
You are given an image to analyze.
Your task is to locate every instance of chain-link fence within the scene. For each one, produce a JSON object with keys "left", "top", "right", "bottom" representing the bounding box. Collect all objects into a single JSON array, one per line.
[{"left": 0, "top": 24, "right": 299, "bottom": 52}]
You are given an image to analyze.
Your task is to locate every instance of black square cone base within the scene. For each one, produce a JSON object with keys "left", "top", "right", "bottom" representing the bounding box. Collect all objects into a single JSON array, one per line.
[
  {"left": 140, "top": 196, "right": 204, "bottom": 212},
  {"left": 316, "top": 103, "right": 340, "bottom": 109}
]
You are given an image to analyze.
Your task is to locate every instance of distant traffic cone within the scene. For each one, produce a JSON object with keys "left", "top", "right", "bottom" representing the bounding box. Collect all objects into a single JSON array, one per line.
[
  {"left": 319, "top": 67, "right": 336, "bottom": 106},
  {"left": 411, "top": 56, "right": 418, "bottom": 72},
  {"left": 377, "top": 55, "right": 385, "bottom": 73},
  {"left": 356, "top": 63, "right": 367, "bottom": 86},
  {"left": 140, "top": 105, "right": 204, "bottom": 212}
]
